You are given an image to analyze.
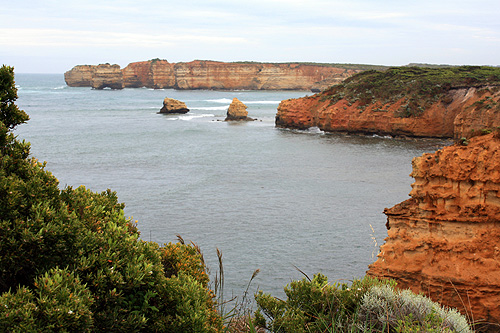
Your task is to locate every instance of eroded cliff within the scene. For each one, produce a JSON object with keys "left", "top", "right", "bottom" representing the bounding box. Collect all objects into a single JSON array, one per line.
[
  {"left": 65, "top": 59, "right": 364, "bottom": 90},
  {"left": 276, "top": 66, "right": 500, "bottom": 139},
  {"left": 367, "top": 133, "right": 500, "bottom": 329}
]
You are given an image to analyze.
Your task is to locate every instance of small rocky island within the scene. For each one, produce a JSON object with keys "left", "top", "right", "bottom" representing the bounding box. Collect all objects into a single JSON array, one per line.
[
  {"left": 224, "top": 98, "right": 255, "bottom": 121},
  {"left": 159, "top": 98, "right": 189, "bottom": 114}
]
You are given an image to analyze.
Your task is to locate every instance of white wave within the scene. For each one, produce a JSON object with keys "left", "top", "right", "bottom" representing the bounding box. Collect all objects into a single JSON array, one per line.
[
  {"left": 53, "top": 86, "right": 66, "bottom": 90},
  {"left": 191, "top": 106, "right": 228, "bottom": 111},
  {"left": 243, "top": 100, "right": 282, "bottom": 104},
  {"left": 307, "top": 126, "right": 324, "bottom": 134},
  {"left": 179, "top": 113, "right": 215, "bottom": 121},
  {"left": 206, "top": 98, "right": 233, "bottom": 103}
]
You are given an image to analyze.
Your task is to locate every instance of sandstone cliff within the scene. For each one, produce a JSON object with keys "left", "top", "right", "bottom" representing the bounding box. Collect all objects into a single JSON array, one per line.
[
  {"left": 65, "top": 59, "right": 363, "bottom": 91},
  {"left": 276, "top": 66, "right": 500, "bottom": 139},
  {"left": 63, "top": 63, "right": 124, "bottom": 89},
  {"left": 367, "top": 132, "right": 500, "bottom": 329}
]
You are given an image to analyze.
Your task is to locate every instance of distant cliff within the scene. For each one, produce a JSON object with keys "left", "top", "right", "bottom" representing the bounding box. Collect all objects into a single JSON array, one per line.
[
  {"left": 276, "top": 66, "right": 500, "bottom": 139},
  {"left": 64, "top": 59, "right": 375, "bottom": 91},
  {"left": 367, "top": 132, "right": 500, "bottom": 329}
]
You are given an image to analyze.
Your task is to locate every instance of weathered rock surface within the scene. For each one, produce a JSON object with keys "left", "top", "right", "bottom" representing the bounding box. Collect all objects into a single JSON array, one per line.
[
  {"left": 91, "top": 64, "right": 124, "bottom": 89},
  {"left": 225, "top": 98, "right": 253, "bottom": 121},
  {"left": 63, "top": 65, "right": 94, "bottom": 87},
  {"left": 367, "top": 133, "right": 500, "bottom": 328},
  {"left": 65, "top": 60, "right": 361, "bottom": 91},
  {"left": 276, "top": 86, "right": 500, "bottom": 139},
  {"left": 159, "top": 98, "right": 189, "bottom": 114}
]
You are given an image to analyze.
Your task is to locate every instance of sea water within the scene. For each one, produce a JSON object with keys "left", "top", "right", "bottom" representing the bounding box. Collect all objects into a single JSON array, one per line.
[{"left": 14, "top": 73, "right": 449, "bottom": 298}]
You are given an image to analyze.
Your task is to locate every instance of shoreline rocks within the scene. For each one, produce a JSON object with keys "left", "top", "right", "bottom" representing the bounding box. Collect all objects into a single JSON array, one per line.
[
  {"left": 159, "top": 98, "right": 189, "bottom": 114},
  {"left": 276, "top": 86, "right": 500, "bottom": 139}
]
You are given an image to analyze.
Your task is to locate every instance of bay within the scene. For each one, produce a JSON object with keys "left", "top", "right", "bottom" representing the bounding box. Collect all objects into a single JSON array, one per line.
[{"left": 14, "top": 73, "right": 448, "bottom": 298}]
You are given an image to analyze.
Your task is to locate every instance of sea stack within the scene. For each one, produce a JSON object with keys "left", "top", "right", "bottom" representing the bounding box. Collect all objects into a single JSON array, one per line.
[
  {"left": 159, "top": 98, "right": 189, "bottom": 114},
  {"left": 225, "top": 98, "right": 254, "bottom": 121},
  {"left": 367, "top": 132, "right": 500, "bottom": 329}
]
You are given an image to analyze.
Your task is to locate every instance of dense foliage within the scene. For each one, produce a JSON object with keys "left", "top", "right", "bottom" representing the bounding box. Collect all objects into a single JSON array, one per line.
[
  {"left": 0, "top": 65, "right": 222, "bottom": 332},
  {"left": 255, "top": 274, "right": 472, "bottom": 332},
  {"left": 319, "top": 66, "right": 500, "bottom": 117}
]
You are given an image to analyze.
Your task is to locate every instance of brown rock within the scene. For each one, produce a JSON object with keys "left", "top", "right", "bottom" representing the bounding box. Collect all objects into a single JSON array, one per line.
[
  {"left": 225, "top": 98, "right": 254, "bottom": 121},
  {"left": 276, "top": 86, "right": 500, "bottom": 139},
  {"left": 64, "top": 65, "right": 95, "bottom": 87},
  {"left": 159, "top": 98, "right": 189, "bottom": 114},
  {"left": 367, "top": 133, "right": 500, "bottom": 329},
  {"left": 122, "top": 60, "right": 176, "bottom": 88},
  {"left": 91, "top": 64, "right": 123, "bottom": 89}
]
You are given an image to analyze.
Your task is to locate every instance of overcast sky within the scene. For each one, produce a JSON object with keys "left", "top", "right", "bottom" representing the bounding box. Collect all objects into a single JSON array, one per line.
[{"left": 2, "top": 0, "right": 499, "bottom": 73}]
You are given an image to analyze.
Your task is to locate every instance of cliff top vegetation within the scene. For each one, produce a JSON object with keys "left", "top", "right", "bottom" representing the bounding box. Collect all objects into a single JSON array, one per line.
[{"left": 319, "top": 65, "right": 500, "bottom": 117}]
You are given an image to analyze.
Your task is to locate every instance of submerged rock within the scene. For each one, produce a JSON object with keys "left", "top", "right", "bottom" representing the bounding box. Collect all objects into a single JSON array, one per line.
[
  {"left": 367, "top": 132, "right": 500, "bottom": 330},
  {"left": 225, "top": 98, "right": 254, "bottom": 121},
  {"left": 159, "top": 98, "right": 189, "bottom": 114}
]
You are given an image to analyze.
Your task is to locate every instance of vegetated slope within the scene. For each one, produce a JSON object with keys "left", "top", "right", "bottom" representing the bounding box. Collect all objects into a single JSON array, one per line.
[
  {"left": 276, "top": 66, "right": 500, "bottom": 138},
  {"left": 0, "top": 65, "right": 222, "bottom": 332}
]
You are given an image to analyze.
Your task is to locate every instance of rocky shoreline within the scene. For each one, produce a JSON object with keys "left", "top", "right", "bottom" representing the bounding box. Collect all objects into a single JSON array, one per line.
[{"left": 275, "top": 66, "right": 500, "bottom": 139}]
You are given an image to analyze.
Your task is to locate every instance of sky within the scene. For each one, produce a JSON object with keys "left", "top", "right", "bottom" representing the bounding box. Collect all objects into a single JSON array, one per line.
[{"left": 1, "top": 0, "right": 500, "bottom": 73}]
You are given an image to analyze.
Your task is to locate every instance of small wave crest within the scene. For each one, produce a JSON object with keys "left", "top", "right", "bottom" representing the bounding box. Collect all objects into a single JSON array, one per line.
[
  {"left": 206, "top": 98, "right": 232, "bottom": 103},
  {"left": 191, "top": 106, "right": 228, "bottom": 111},
  {"left": 244, "top": 100, "right": 281, "bottom": 104},
  {"left": 165, "top": 113, "right": 215, "bottom": 121},
  {"left": 307, "top": 126, "right": 325, "bottom": 134}
]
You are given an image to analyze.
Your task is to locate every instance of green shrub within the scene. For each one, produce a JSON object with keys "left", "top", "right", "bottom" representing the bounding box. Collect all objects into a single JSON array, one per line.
[
  {"left": 357, "top": 285, "right": 471, "bottom": 332},
  {"left": 0, "top": 287, "right": 38, "bottom": 332},
  {"left": 0, "top": 65, "right": 222, "bottom": 331},
  {"left": 255, "top": 274, "right": 472, "bottom": 333},
  {"left": 255, "top": 274, "right": 394, "bottom": 332}
]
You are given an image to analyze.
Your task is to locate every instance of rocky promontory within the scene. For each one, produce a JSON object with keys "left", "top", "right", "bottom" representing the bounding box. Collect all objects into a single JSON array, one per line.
[
  {"left": 276, "top": 66, "right": 500, "bottom": 139},
  {"left": 367, "top": 132, "right": 500, "bottom": 329},
  {"left": 64, "top": 59, "right": 373, "bottom": 91}
]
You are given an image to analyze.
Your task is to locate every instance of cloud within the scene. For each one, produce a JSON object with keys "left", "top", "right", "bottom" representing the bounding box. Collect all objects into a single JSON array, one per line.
[{"left": 0, "top": 28, "right": 248, "bottom": 48}]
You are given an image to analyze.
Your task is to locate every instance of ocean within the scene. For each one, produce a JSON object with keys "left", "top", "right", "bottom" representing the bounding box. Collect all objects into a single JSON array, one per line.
[{"left": 14, "top": 73, "right": 449, "bottom": 298}]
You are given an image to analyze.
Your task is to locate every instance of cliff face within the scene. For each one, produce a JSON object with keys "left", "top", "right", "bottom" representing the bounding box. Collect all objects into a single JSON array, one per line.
[
  {"left": 65, "top": 60, "right": 360, "bottom": 91},
  {"left": 276, "top": 70, "right": 500, "bottom": 139},
  {"left": 63, "top": 64, "right": 123, "bottom": 89},
  {"left": 367, "top": 133, "right": 500, "bottom": 328}
]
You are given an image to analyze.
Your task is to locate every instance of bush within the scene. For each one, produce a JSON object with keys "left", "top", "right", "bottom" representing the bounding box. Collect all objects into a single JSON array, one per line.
[
  {"left": 358, "top": 285, "right": 472, "bottom": 332},
  {"left": 0, "top": 65, "right": 222, "bottom": 331},
  {"left": 255, "top": 274, "right": 472, "bottom": 332},
  {"left": 255, "top": 274, "right": 394, "bottom": 332}
]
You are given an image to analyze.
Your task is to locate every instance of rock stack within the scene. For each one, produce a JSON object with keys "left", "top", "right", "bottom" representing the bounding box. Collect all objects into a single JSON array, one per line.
[
  {"left": 159, "top": 98, "right": 189, "bottom": 114},
  {"left": 224, "top": 98, "right": 254, "bottom": 121}
]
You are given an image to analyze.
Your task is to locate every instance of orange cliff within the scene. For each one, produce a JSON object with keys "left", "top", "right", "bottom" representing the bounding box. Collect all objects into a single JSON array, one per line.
[
  {"left": 64, "top": 60, "right": 361, "bottom": 90},
  {"left": 367, "top": 133, "right": 500, "bottom": 329},
  {"left": 276, "top": 67, "right": 500, "bottom": 139}
]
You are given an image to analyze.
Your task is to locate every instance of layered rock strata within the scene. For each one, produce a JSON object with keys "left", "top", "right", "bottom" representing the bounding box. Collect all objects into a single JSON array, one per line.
[
  {"left": 225, "top": 98, "right": 254, "bottom": 121},
  {"left": 65, "top": 60, "right": 361, "bottom": 91},
  {"left": 276, "top": 86, "right": 500, "bottom": 139},
  {"left": 159, "top": 98, "right": 189, "bottom": 114},
  {"left": 367, "top": 133, "right": 500, "bottom": 328}
]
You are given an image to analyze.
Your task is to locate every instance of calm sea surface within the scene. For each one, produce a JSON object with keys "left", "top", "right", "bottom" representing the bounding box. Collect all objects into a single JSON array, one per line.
[{"left": 14, "top": 73, "right": 449, "bottom": 298}]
